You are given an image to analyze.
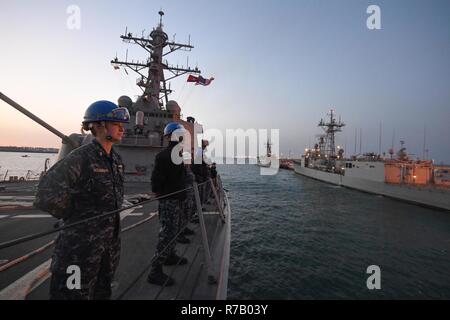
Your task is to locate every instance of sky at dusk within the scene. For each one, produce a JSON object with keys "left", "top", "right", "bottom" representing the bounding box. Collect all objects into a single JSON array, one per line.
[{"left": 0, "top": 0, "right": 449, "bottom": 163}]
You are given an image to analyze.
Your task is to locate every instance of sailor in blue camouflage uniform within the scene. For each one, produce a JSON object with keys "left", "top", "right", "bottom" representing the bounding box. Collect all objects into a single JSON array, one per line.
[
  {"left": 193, "top": 139, "right": 211, "bottom": 205},
  {"left": 147, "top": 122, "right": 189, "bottom": 286},
  {"left": 33, "top": 100, "right": 130, "bottom": 300}
]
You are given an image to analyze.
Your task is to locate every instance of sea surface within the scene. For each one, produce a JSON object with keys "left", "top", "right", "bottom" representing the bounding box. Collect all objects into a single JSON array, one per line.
[
  {"left": 0, "top": 151, "right": 58, "bottom": 181},
  {"left": 2, "top": 152, "right": 449, "bottom": 299},
  {"left": 220, "top": 163, "right": 450, "bottom": 299}
]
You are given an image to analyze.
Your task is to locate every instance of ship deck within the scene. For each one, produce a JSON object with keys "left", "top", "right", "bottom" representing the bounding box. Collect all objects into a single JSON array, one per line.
[{"left": 0, "top": 180, "right": 230, "bottom": 300}]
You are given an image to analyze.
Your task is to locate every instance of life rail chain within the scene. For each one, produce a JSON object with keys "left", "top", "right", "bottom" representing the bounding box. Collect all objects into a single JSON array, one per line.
[{"left": 0, "top": 180, "right": 210, "bottom": 251}]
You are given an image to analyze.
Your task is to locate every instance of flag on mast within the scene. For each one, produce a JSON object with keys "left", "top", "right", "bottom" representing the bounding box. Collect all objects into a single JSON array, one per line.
[{"left": 187, "top": 75, "right": 215, "bottom": 86}]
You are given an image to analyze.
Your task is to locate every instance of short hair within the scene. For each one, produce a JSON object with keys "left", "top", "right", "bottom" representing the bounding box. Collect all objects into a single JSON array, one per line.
[{"left": 81, "top": 122, "right": 103, "bottom": 137}]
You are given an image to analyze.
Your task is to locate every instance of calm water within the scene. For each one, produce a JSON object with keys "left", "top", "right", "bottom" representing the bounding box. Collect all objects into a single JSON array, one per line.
[
  {"left": 2, "top": 152, "right": 449, "bottom": 299},
  {"left": 220, "top": 164, "right": 450, "bottom": 299},
  {"left": 0, "top": 151, "right": 58, "bottom": 180}
]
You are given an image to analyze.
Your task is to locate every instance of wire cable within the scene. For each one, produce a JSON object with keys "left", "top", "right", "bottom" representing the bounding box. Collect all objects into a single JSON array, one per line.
[{"left": 0, "top": 181, "right": 209, "bottom": 251}]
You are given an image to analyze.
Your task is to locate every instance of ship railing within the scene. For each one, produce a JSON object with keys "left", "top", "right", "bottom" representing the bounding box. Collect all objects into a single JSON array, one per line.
[
  {"left": 1, "top": 170, "right": 44, "bottom": 182},
  {"left": 0, "top": 157, "right": 53, "bottom": 183},
  {"left": 0, "top": 176, "right": 229, "bottom": 300}
]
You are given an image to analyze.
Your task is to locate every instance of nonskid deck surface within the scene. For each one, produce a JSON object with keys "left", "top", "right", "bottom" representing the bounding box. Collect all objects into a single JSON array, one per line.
[
  {"left": 0, "top": 181, "right": 228, "bottom": 300},
  {"left": 117, "top": 208, "right": 225, "bottom": 300}
]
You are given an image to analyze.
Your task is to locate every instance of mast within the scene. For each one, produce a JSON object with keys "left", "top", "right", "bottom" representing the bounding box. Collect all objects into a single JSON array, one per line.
[
  {"left": 359, "top": 128, "right": 362, "bottom": 155},
  {"left": 266, "top": 139, "right": 272, "bottom": 157},
  {"left": 318, "top": 109, "right": 345, "bottom": 161},
  {"left": 111, "top": 10, "right": 201, "bottom": 111},
  {"left": 422, "top": 125, "right": 426, "bottom": 160},
  {"left": 106, "top": 11, "right": 206, "bottom": 182},
  {"left": 378, "top": 121, "right": 382, "bottom": 156}
]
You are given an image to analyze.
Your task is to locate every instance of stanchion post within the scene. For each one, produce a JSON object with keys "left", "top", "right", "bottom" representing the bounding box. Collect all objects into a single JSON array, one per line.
[
  {"left": 193, "top": 181, "right": 216, "bottom": 284},
  {"left": 209, "top": 178, "right": 225, "bottom": 223}
]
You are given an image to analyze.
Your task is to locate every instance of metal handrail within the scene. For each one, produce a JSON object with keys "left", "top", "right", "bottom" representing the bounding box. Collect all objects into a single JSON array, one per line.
[
  {"left": 0, "top": 181, "right": 209, "bottom": 251},
  {"left": 117, "top": 175, "right": 229, "bottom": 299},
  {"left": 1, "top": 174, "right": 229, "bottom": 299},
  {"left": 192, "top": 181, "right": 217, "bottom": 284}
]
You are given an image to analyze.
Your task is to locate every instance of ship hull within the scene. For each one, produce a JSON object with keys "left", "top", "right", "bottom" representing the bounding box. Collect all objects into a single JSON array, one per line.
[
  {"left": 256, "top": 155, "right": 272, "bottom": 168},
  {"left": 256, "top": 162, "right": 271, "bottom": 168},
  {"left": 294, "top": 161, "right": 450, "bottom": 211}
]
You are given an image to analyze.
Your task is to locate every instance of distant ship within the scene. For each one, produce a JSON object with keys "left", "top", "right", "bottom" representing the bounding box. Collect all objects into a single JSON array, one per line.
[
  {"left": 279, "top": 159, "right": 294, "bottom": 170},
  {"left": 294, "top": 110, "right": 450, "bottom": 211}
]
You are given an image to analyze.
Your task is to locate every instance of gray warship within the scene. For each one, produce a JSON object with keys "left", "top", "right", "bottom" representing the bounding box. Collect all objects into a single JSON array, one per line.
[
  {"left": 0, "top": 11, "right": 231, "bottom": 300},
  {"left": 294, "top": 110, "right": 450, "bottom": 211}
]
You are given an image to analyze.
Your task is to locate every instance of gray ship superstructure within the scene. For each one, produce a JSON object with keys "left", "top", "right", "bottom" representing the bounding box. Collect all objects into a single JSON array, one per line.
[{"left": 59, "top": 11, "right": 203, "bottom": 183}]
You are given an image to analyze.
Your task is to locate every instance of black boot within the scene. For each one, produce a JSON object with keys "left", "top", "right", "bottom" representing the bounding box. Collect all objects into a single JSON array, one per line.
[
  {"left": 164, "top": 253, "right": 188, "bottom": 266},
  {"left": 147, "top": 266, "right": 174, "bottom": 286}
]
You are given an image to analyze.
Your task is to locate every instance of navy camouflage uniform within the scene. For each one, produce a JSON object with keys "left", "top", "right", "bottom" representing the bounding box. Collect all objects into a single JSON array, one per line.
[
  {"left": 34, "top": 139, "right": 124, "bottom": 300},
  {"left": 193, "top": 148, "right": 211, "bottom": 204},
  {"left": 150, "top": 141, "right": 186, "bottom": 269},
  {"left": 181, "top": 166, "right": 196, "bottom": 229}
]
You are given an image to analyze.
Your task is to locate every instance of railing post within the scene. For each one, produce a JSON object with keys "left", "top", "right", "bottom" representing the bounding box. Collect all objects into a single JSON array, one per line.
[
  {"left": 209, "top": 178, "right": 226, "bottom": 223},
  {"left": 217, "top": 176, "right": 225, "bottom": 207},
  {"left": 193, "top": 181, "right": 217, "bottom": 284}
]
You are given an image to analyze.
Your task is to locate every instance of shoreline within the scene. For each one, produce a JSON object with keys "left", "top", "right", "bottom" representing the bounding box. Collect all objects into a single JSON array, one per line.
[{"left": 0, "top": 148, "right": 58, "bottom": 154}]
